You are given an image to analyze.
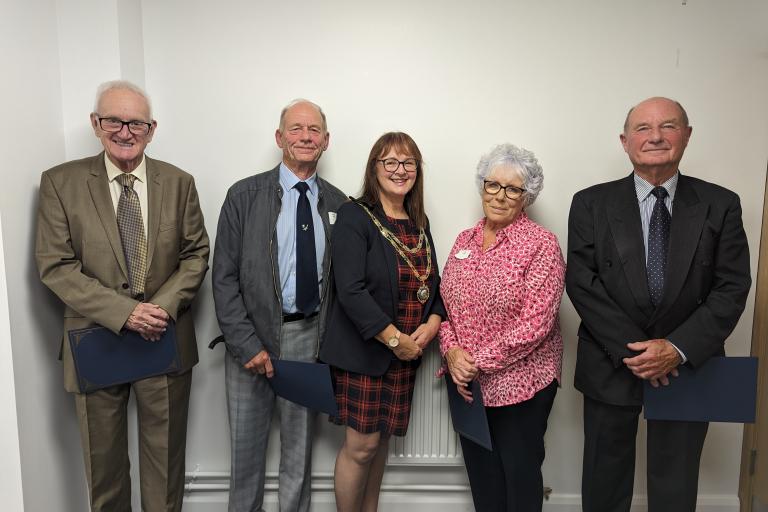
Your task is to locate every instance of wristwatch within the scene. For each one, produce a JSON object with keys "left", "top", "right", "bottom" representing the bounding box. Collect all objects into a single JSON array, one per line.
[{"left": 387, "top": 330, "right": 401, "bottom": 348}]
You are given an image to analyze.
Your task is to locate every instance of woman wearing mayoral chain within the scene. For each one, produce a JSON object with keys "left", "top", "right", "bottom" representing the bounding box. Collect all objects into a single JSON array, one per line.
[{"left": 320, "top": 132, "right": 445, "bottom": 512}]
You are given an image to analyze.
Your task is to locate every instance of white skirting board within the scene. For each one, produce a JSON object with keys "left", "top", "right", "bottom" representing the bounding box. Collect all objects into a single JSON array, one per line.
[
  {"left": 181, "top": 472, "right": 739, "bottom": 511},
  {"left": 182, "top": 493, "right": 739, "bottom": 512}
]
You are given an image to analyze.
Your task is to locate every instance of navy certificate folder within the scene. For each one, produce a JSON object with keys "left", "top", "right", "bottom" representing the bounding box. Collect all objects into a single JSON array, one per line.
[
  {"left": 643, "top": 356, "right": 758, "bottom": 423},
  {"left": 68, "top": 321, "right": 180, "bottom": 393},
  {"left": 444, "top": 375, "right": 493, "bottom": 451},
  {"left": 268, "top": 359, "right": 339, "bottom": 416}
]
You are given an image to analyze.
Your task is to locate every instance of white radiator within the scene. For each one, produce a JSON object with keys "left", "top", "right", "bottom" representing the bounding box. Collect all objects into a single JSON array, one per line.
[{"left": 388, "top": 345, "right": 463, "bottom": 465}]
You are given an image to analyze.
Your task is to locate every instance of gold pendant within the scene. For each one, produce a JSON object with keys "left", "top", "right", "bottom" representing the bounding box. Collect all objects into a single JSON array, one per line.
[{"left": 416, "top": 284, "right": 429, "bottom": 304}]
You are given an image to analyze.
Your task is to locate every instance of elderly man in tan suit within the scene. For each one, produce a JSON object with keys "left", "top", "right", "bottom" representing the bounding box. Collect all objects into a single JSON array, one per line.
[{"left": 36, "top": 80, "right": 209, "bottom": 512}]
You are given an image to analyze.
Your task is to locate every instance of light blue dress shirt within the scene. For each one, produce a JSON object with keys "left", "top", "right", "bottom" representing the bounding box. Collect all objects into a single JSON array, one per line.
[{"left": 277, "top": 163, "right": 326, "bottom": 314}]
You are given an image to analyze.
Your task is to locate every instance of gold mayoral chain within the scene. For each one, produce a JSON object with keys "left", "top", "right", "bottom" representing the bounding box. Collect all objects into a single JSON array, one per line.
[{"left": 358, "top": 203, "right": 432, "bottom": 304}]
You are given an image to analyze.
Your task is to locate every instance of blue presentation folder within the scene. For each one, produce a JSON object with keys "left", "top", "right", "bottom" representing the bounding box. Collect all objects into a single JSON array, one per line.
[
  {"left": 68, "top": 322, "right": 180, "bottom": 393},
  {"left": 643, "top": 356, "right": 758, "bottom": 423},
  {"left": 268, "top": 359, "right": 339, "bottom": 416},
  {"left": 444, "top": 375, "right": 493, "bottom": 451}
]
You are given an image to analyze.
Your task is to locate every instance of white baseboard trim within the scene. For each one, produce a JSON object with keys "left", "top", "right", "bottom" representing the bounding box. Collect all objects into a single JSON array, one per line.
[
  {"left": 183, "top": 494, "right": 739, "bottom": 512},
  {"left": 183, "top": 473, "right": 739, "bottom": 511}
]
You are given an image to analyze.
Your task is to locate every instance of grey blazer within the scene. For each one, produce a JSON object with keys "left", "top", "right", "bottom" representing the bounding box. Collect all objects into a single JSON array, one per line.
[{"left": 212, "top": 165, "right": 347, "bottom": 364}]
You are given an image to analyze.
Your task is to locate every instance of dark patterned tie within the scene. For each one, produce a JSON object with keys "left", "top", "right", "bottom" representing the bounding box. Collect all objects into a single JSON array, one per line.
[
  {"left": 116, "top": 173, "right": 147, "bottom": 296},
  {"left": 647, "top": 186, "right": 671, "bottom": 307},
  {"left": 294, "top": 182, "right": 319, "bottom": 314}
]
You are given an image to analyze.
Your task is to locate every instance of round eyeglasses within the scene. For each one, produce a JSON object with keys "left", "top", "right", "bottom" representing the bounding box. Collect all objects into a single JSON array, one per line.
[{"left": 483, "top": 180, "right": 526, "bottom": 200}]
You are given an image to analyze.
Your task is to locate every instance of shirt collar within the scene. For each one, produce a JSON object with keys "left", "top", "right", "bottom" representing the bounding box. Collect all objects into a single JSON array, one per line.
[
  {"left": 634, "top": 171, "right": 678, "bottom": 202},
  {"left": 279, "top": 162, "right": 319, "bottom": 196},
  {"left": 105, "top": 153, "right": 147, "bottom": 183},
  {"left": 469, "top": 211, "right": 529, "bottom": 246}
]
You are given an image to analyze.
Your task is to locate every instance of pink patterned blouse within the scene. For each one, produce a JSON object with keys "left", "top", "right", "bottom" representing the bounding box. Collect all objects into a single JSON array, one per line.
[{"left": 439, "top": 213, "right": 565, "bottom": 407}]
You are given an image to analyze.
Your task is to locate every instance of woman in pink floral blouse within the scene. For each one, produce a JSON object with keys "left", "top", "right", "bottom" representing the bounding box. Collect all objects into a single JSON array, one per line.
[{"left": 439, "top": 143, "right": 565, "bottom": 512}]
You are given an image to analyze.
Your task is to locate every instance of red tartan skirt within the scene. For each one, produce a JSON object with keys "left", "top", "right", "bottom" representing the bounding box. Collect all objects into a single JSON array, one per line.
[{"left": 330, "top": 360, "right": 418, "bottom": 436}]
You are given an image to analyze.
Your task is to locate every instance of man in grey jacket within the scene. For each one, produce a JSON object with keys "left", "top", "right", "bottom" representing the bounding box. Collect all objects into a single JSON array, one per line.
[{"left": 212, "top": 99, "right": 347, "bottom": 512}]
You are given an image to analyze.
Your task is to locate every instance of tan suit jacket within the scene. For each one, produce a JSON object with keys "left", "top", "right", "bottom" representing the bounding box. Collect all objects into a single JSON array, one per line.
[{"left": 36, "top": 152, "right": 210, "bottom": 392}]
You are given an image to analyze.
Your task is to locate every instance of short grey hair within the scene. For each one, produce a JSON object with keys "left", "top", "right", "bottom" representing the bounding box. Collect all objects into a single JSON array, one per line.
[
  {"left": 93, "top": 80, "right": 153, "bottom": 118},
  {"left": 279, "top": 98, "right": 327, "bottom": 132},
  {"left": 475, "top": 143, "right": 544, "bottom": 207}
]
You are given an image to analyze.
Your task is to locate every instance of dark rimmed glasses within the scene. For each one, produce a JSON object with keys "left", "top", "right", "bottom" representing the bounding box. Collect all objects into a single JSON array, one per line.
[
  {"left": 378, "top": 158, "right": 418, "bottom": 174},
  {"left": 96, "top": 116, "right": 153, "bottom": 136},
  {"left": 483, "top": 180, "right": 526, "bottom": 200}
]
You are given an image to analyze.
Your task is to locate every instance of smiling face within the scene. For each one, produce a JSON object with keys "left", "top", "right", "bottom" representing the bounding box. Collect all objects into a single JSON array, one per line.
[
  {"left": 482, "top": 165, "right": 525, "bottom": 231},
  {"left": 375, "top": 148, "right": 418, "bottom": 208},
  {"left": 620, "top": 97, "right": 692, "bottom": 182},
  {"left": 275, "top": 101, "right": 329, "bottom": 175},
  {"left": 91, "top": 88, "right": 155, "bottom": 172}
]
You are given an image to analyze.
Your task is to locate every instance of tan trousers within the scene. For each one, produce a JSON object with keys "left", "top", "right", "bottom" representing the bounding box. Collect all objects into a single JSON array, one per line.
[{"left": 74, "top": 371, "right": 192, "bottom": 512}]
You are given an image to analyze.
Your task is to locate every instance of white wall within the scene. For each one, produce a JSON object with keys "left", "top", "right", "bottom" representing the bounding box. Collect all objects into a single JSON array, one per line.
[
  {"left": 3, "top": 1, "right": 768, "bottom": 510},
  {"left": 0, "top": 216, "right": 24, "bottom": 510},
  {"left": 0, "top": 0, "right": 89, "bottom": 511}
]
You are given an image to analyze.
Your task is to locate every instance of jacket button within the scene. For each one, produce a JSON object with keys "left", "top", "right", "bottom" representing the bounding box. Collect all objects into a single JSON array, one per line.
[
  {"left": 696, "top": 298, "right": 703, "bottom": 305},
  {"left": 122, "top": 283, "right": 130, "bottom": 289}
]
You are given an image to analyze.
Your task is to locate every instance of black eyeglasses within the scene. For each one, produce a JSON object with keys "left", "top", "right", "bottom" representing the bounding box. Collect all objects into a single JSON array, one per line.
[
  {"left": 96, "top": 116, "right": 153, "bottom": 135},
  {"left": 483, "top": 180, "right": 526, "bottom": 200},
  {"left": 377, "top": 158, "right": 418, "bottom": 174}
]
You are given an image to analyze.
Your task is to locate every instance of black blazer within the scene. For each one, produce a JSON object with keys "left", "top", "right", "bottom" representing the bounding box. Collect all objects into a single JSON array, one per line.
[
  {"left": 565, "top": 173, "right": 751, "bottom": 406},
  {"left": 320, "top": 200, "right": 445, "bottom": 376}
]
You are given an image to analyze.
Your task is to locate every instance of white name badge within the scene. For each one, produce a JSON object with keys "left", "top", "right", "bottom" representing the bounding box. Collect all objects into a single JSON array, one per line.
[
  {"left": 455, "top": 249, "right": 471, "bottom": 260},
  {"left": 329, "top": 212, "right": 337, "bottom": 225}
]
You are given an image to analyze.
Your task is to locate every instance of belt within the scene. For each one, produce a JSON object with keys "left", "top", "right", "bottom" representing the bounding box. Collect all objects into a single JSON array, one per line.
[{"left": 282, "top": 311, "right": 319, "bottom": 323}]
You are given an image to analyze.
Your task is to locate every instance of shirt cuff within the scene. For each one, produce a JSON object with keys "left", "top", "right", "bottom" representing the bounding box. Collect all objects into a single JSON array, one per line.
[{"left": 668, "top": 341, "right": 687, "bottom": 364}]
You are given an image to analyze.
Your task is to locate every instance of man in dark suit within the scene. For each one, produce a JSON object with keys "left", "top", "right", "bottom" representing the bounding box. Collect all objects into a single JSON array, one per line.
[
  {"left": 566, "top": 96, "right": 751, "bottom": 512},
  {"left": 36, "top": 80, "right": 209, "bottom": 512}
]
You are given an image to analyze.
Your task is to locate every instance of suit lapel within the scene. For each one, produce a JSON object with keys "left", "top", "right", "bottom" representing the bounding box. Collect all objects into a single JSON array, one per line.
[
  {"left": 87, "top": 154, "right": 129, "bottom": 279},
  {"left": 606, "top": 175, "right": 654, "bottom": 317},
  {"left": 145, "top": 157, "right": 164, "bottom": 270},
  {"left": 652, "top": 175, "right": 706, "bottom": 321},
  {"left": 373, "top": 206, "right": 401, "bottom": 316}
]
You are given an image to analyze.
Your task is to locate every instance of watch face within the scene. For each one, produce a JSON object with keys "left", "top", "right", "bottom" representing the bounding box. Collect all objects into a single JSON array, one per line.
[{"left": 388, "top": 337, "right": 399, "bottom": 348}]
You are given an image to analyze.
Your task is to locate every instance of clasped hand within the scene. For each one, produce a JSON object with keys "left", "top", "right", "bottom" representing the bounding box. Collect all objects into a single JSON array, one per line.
[
  {"left": 125, "top": 302, "right": 169, "bottom": 341},
  {"left": 393, "top": 316, "right": 442, "bottom": 361},
  {"left": 623, "top": 338, "right": 681, "bottom": 388},
  {"left": 445, "top": 347, "right": 478, "bottom": 402}
]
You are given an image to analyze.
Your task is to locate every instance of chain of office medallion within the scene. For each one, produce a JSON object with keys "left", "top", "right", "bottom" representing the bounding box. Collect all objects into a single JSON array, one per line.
[
  {"left": 360, "top": 205, "right": 425, "bottom": 254},
  {"left": 357, "top": 203, "right": 432, "bottom": 284}
]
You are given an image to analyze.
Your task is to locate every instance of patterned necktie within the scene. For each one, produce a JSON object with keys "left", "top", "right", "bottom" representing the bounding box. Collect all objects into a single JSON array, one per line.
[
  {"left": 647, "top": 186, "right": 671, "bottom": 307},
  {"left": 294, "top": 181, "right": 319, "bottom": 314},
  {"left": 116, "top": 173, "right": 147, "bottom": 297}
]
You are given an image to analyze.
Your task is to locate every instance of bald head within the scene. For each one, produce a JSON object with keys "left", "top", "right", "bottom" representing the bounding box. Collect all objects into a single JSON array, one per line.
[{"left": 623, "top": 97, "right": 689, "bottom": 134}]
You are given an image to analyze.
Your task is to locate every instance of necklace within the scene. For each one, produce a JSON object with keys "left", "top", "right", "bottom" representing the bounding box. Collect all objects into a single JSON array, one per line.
[
  {"left": 357, "top": 202, "right": 432, "bottom": 304},
  {"left": 372, "top": 211, "right": 425, "bottom": 254}
]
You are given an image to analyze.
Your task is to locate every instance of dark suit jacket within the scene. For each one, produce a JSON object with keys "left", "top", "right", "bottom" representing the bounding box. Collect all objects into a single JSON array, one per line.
[
  {"left": 36, "top": 152, "right": 210, "bottom": 392},
  {"left": 565, "top": 173, "right": 751, "bottom": 406},
  {"left": 319, "top": 200, "right": 445, "bottom": 376}
]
